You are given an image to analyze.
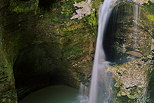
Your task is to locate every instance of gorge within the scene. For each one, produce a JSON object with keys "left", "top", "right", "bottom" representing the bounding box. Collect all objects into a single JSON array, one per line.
[{"left": 0, "top": 0, "right": 153, "bottom": 103}]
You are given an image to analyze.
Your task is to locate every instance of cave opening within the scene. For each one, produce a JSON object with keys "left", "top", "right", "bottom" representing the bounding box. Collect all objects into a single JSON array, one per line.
[
  {"left": 13, "top": 43, "right": 67, "bottom": 101},
  {"left": 103, "top": 3, "right": 136, "bottom": 64}
]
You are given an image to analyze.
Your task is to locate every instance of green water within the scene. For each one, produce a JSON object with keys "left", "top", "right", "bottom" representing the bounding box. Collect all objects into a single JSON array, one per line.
[{"left": 19, "top": 85, "right": 79, "bottom": 103}]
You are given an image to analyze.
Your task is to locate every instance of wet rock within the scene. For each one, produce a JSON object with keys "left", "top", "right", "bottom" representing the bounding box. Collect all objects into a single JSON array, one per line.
[
  {"left": 104, "top": 2, "right": 153, "bottom": 101},
  {"left": 0, "top": 0, "right": 98, "bottom": 101},
  {"left": 126, "top": 51, "right": 143, "bottom": 57},
  {"left": 133, "top": 0, "right": 149, "bottom": 4},
  {"left": 0, "top": 0, "right": 153, "bottom": 103},
  {"left": 71, "top": 1, "right": 94, "bottom": 20},
  {"left": 108, "top": 57, "right": 152, "bottom": 99},
  {"left": 133, "top": 0, "right": 154, "bottom": 4},
  {"left": 151, "top": 39, "right": 154, "bottom": 50}
]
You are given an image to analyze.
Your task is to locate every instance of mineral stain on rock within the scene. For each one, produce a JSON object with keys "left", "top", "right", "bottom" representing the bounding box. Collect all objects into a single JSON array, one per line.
[{"left": 126, "top": 51, "right": 143, "bottom": 57}]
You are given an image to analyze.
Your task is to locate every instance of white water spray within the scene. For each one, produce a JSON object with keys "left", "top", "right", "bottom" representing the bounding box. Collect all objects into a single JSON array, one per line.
[
  {"left": 88, "top": 0, "right": 116, "bottom": 103},
  {"left": 133, "top": 4, "right": 140, "bottom": 49},
  {"left": 78, "top": 1, "right": 148, "bottom": 103},
  {"left": 134, "top": 4, "right": 149, "bottom": 103},
  {"left": 78, "top": 83, "right": 89, "bottom": 103}
]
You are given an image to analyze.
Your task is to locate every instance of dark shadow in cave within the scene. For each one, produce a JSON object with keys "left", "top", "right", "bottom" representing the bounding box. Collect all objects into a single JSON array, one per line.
[
  {"left": 39, "top": 0, "right": 58, "bottom": 10},
  {"left": 103, "top": 3, "right": 138, "bottom": 64},
  {"left": 13, "top": 43, "right": 66, "bottom": 101},
  {"left": 18, "top": 0, "right": 30, "bottom": 1},
  {"left": 148, "top": 64, "right": 154, "bottom": 102}
]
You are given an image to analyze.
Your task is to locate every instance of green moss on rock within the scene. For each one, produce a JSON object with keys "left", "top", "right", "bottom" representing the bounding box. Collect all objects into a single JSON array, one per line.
[{"left": 11, "top": 0, "right": 39, "bottom": 13}]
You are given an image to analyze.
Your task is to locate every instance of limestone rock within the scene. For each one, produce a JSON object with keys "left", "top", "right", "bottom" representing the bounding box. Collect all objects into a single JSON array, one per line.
[
  {"left": 71, "top": 1, "right": 94, "bottom": 20},
  {"left": 107, "top": 57, "right": 152, "bottom": 99},
  {"left": 126, "top": 51, "right": 143, "bottom": 57},
  {"left": 133, "top": 0, "right": 154, "bottom": 4},
  {"left": 133, "top": 0, "right": 149, "bottom": 4}
]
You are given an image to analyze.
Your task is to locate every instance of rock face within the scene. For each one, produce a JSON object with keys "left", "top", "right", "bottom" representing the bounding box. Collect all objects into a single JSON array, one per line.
[
  {"left": 0, "top": 0, "right": 153, "bottom": 103},
  {"left": 71, "top": 1, "right": 94, "bottom": 20},
  {"left": 104, "top": 2, "right": 153, "bottom": 102},
  {"left": 0, "top": 0, "right": 99, "bottom": 102},
  {"left": 133, "top": 0, "right": 154, "bottom": 4},
  {"left": 0, "top": 0, "right": 18, "bottom": 102},
  {"left": 133, "top": 0, "right": 149, "bottom": 4},
  {"left": 108, "top": 58, "right": 152, "bottom": 99}
]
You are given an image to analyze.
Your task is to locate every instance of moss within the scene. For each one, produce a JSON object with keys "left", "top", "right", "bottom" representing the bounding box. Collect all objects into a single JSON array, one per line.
[
  {"left": 11, "top": 0, "right": 39, "bottom": 13},
  {"left": 74, "top": 0, "right": 84, "bottom": 3},
  {"left": 113, "top": 86, "right": 137, "bottom": 103},
  {"left": 143, "top": 1, "right": 154, "bottom": 14},
  {"left": 92, "top": 0, "right": 102, "bottom": 9},
  {"left": 12, "top": 6, "right": 33, "bottom": 12},
  {"left": 148, "top": 75, "right": 154, "bottom": 102},
  {"left": 64, "top": 23, "right": 84, "bottom": 31},
  {"left": 86, "top": 11, "right": 97, "bottom": 33},
  {"left": 142, "top": 1, "right": 154, "bottom": 25},
  {"left": 0, "top": 45, "right": 17, "bottom": 103},
  {"left": 1, "top": 0, "right": 96, "bottom": 102},
  {"left": 146, "top": 14, "right": 154, "bottom": 23}
]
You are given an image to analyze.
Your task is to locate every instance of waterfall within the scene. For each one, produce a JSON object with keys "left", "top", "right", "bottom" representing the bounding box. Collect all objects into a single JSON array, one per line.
[
  {"left": 134, "top": 4, "right": 149, "bottom": 103},
  {"left": 78, "top": 1, "right": 149, "bottom": 103},
  {"left": 88, "top": 0, "right": 116, "bottom": 103},
  {"left": 78, "top": 83, "right": 89, "bottom": 103},
  {"left": 133, "top": 4, "right": 140, "bottom": 49}
]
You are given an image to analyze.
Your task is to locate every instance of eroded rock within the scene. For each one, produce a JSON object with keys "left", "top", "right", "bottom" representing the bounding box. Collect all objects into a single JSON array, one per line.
[
  {"left": 133, "top": 0, "right": 149, "bottom": 4},
  {"left": 108, "top": 57, "right": 152, "bottom": 99},
  {"left": 71, "top": 1, "right": 94, "bottom": 20}
]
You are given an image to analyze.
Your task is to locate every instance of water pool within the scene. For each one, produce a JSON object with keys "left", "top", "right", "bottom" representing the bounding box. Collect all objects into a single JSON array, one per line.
[{"left": 19, "top": 85, "right": 79, "bottom": 103}]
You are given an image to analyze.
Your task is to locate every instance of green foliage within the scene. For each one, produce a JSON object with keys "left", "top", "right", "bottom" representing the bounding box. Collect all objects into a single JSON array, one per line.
[
  {"left": 143, "top": 1, "right": 154, "bottom": 14},
  {"left": 113, "top": 86, "right": 137, "bottom": 103},
  {"left": 142, "top": 1, "right": 154, "bottom": 24},
  {"left": 11, "top": 0, "right": 39, "bottom": 13},
  {"left": 86, "top": 11, "right": 97, "bottom": 34},
  {"left": 146, "top": 14, "right": 154, "bottom": 22},
  {"left": 74, "top": 0, "right": 84, "bottom": 2},
  {"left": 13, "top": 6, "right": 33, "bottom": 12},
  {"left": 92, "top": 0, "right": 102, "bottom": 9},
  {"left": 87, "top": 12, "right": 97, "bottom": 27}
]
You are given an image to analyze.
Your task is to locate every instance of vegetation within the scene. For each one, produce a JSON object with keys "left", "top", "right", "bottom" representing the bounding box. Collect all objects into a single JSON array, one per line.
[{"left": 0, "top": 0, "right": 153, "bottom": 103}]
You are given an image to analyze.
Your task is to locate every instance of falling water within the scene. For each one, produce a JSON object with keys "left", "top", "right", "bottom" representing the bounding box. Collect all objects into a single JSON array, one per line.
[
  {"left": 79, "top": 1, "right": 149, "bottom": 103},
  {"left": 133, "top": 4, "right": 140, "bottom": 49},
  {"left": 134, "top": 4, "right": 149, "bottom": 103},
  {"left": 88, "top": 0, "right": 116, "bottom": 103},
  {"left": 78, "top": 83, "right": 89, "bottom": 103}
]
